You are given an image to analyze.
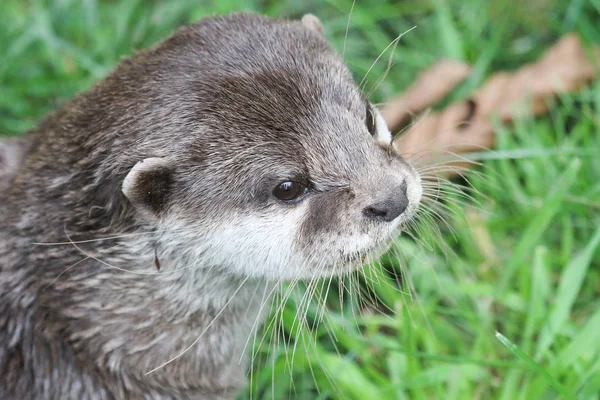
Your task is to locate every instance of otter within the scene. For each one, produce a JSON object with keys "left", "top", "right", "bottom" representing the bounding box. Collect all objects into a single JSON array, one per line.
[{"left": 0, "top": 13, "right": 422, "bottom": 399}]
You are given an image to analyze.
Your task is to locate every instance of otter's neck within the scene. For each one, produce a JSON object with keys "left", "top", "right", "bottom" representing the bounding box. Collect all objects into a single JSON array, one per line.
[{"left": 38, "top": 241, "right": 276, "bottom": 397}]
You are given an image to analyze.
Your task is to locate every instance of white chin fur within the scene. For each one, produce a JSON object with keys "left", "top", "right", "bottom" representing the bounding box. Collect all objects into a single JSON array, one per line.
[
  {"left": 164, "top": 207, "right": 387, "bottom": 282},
  {"left": 166, "top": 208, "right": 307, "bottom": 281}
]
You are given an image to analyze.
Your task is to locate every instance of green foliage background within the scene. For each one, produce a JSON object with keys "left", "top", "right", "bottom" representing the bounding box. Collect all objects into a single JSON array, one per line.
[{"left": 1, "top": 1, "right": 599, "bottom": 399}]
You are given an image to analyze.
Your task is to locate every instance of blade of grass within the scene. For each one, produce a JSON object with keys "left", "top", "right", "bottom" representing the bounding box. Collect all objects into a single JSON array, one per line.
[
  {"left": 494, "top": 158, "right": 582, "bottom": 296},
  {"left": 433, "top": 0, "right": 464, "bottom": 60},
  {"left": 496, "top": 332, "right": 576, "bottom": 400},
  {"left": 317, "top": 353, "right": 385, "bottom": 400},
  {"left": 555, "top": 306, "right": 600, "bottom": 371},
  {"left": 535, "top": 224, "right": 600, "bottom": 358}
]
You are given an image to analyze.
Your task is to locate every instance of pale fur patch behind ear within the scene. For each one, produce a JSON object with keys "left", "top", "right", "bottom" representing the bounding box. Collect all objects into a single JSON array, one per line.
[
  {"left": 122, "top": 157, "right": 173, "bottom": 217},
  {"left": 301, "top": 14, "right": 324, "bottom": 36}
]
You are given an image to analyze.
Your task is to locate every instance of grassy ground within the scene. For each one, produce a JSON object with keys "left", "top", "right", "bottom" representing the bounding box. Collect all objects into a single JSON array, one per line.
[{"left": 1, "top": 0, "right": 599, "bottom": 399}]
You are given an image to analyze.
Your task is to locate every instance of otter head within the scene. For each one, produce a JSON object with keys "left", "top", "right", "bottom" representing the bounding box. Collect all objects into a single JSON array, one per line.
[{"left": 119, "top": 13, "right": 421, "bottom": 281}]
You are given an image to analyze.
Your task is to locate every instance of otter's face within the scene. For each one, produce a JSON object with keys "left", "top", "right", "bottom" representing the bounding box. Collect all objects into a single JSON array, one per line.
[{"left": 121, "top": 14, "right": 421, "bottom": 280}]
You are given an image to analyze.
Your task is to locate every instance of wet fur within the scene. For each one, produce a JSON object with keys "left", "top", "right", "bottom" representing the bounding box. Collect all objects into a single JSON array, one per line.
[{"left": 0, "top": 13, "right": 421, "bottom": 399}]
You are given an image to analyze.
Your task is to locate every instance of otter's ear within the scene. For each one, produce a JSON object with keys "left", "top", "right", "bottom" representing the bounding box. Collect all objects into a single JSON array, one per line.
[
  {"left": 122, "top": 157, "right": 173, "bottom": 218},
  {"left": 301, "top": 14, "right": 324, "bottom": 36}
]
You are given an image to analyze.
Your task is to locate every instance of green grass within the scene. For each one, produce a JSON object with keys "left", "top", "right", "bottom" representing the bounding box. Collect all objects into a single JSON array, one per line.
[{"left": 2, "top": 0, "right": 599, "bottom": 399}]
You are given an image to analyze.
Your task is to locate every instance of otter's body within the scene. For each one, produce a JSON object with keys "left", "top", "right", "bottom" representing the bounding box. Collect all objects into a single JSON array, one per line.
[{"left": 0, "top": 14, "right": 421, "bottom": 399}]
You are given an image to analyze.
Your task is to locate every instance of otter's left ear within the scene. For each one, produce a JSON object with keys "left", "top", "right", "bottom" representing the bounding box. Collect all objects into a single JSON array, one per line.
[
  {"left": 301, "top": 14, "right": 324, "bottom": 36},
  {"left": 122, "top": 157, "right": 173, "bottom": 218}
]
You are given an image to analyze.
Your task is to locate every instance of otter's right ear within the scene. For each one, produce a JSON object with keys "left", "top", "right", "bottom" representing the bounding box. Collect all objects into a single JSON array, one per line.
[
  {"left": 122, "top": 157, "right": 173, "bottom": 218},
  {"left": 301, "top": 14, "right": 324, "bottom": 36}
]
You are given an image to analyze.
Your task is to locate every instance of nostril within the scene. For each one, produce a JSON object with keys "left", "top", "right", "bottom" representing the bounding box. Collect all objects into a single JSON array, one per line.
[
  {"left": 363, "top": 183, "right": 409, "bottom": 222},
  {"left": 363, "top": 204, "right": 389, "bottom": 220}
]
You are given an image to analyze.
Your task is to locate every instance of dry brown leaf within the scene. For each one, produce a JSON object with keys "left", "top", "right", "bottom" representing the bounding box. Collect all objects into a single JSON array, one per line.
[
  {"left": 380, "top": 59, "right": 472, "bottom": 132},
  {"left": 384, "top": 33, "right": 600, "bottom": 173}
]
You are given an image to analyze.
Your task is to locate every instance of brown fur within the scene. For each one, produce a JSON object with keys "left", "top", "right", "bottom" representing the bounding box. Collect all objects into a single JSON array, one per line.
[{"left": 0, "top": 13, "right": 420, "bottom": 399}]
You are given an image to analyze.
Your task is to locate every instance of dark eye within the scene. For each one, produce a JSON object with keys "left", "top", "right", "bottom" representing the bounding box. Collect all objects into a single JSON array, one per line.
[
  {"left": 365, "top": 103, "right": 376, "bottom": 136},
  {"left": 273, "top": 181, "right": 308, "bottom": 201}
]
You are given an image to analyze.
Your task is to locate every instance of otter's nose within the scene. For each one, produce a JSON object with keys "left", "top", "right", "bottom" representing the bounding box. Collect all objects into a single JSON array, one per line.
[{"left": 362, "top": 183, "right": 409, "bottom": 222}]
